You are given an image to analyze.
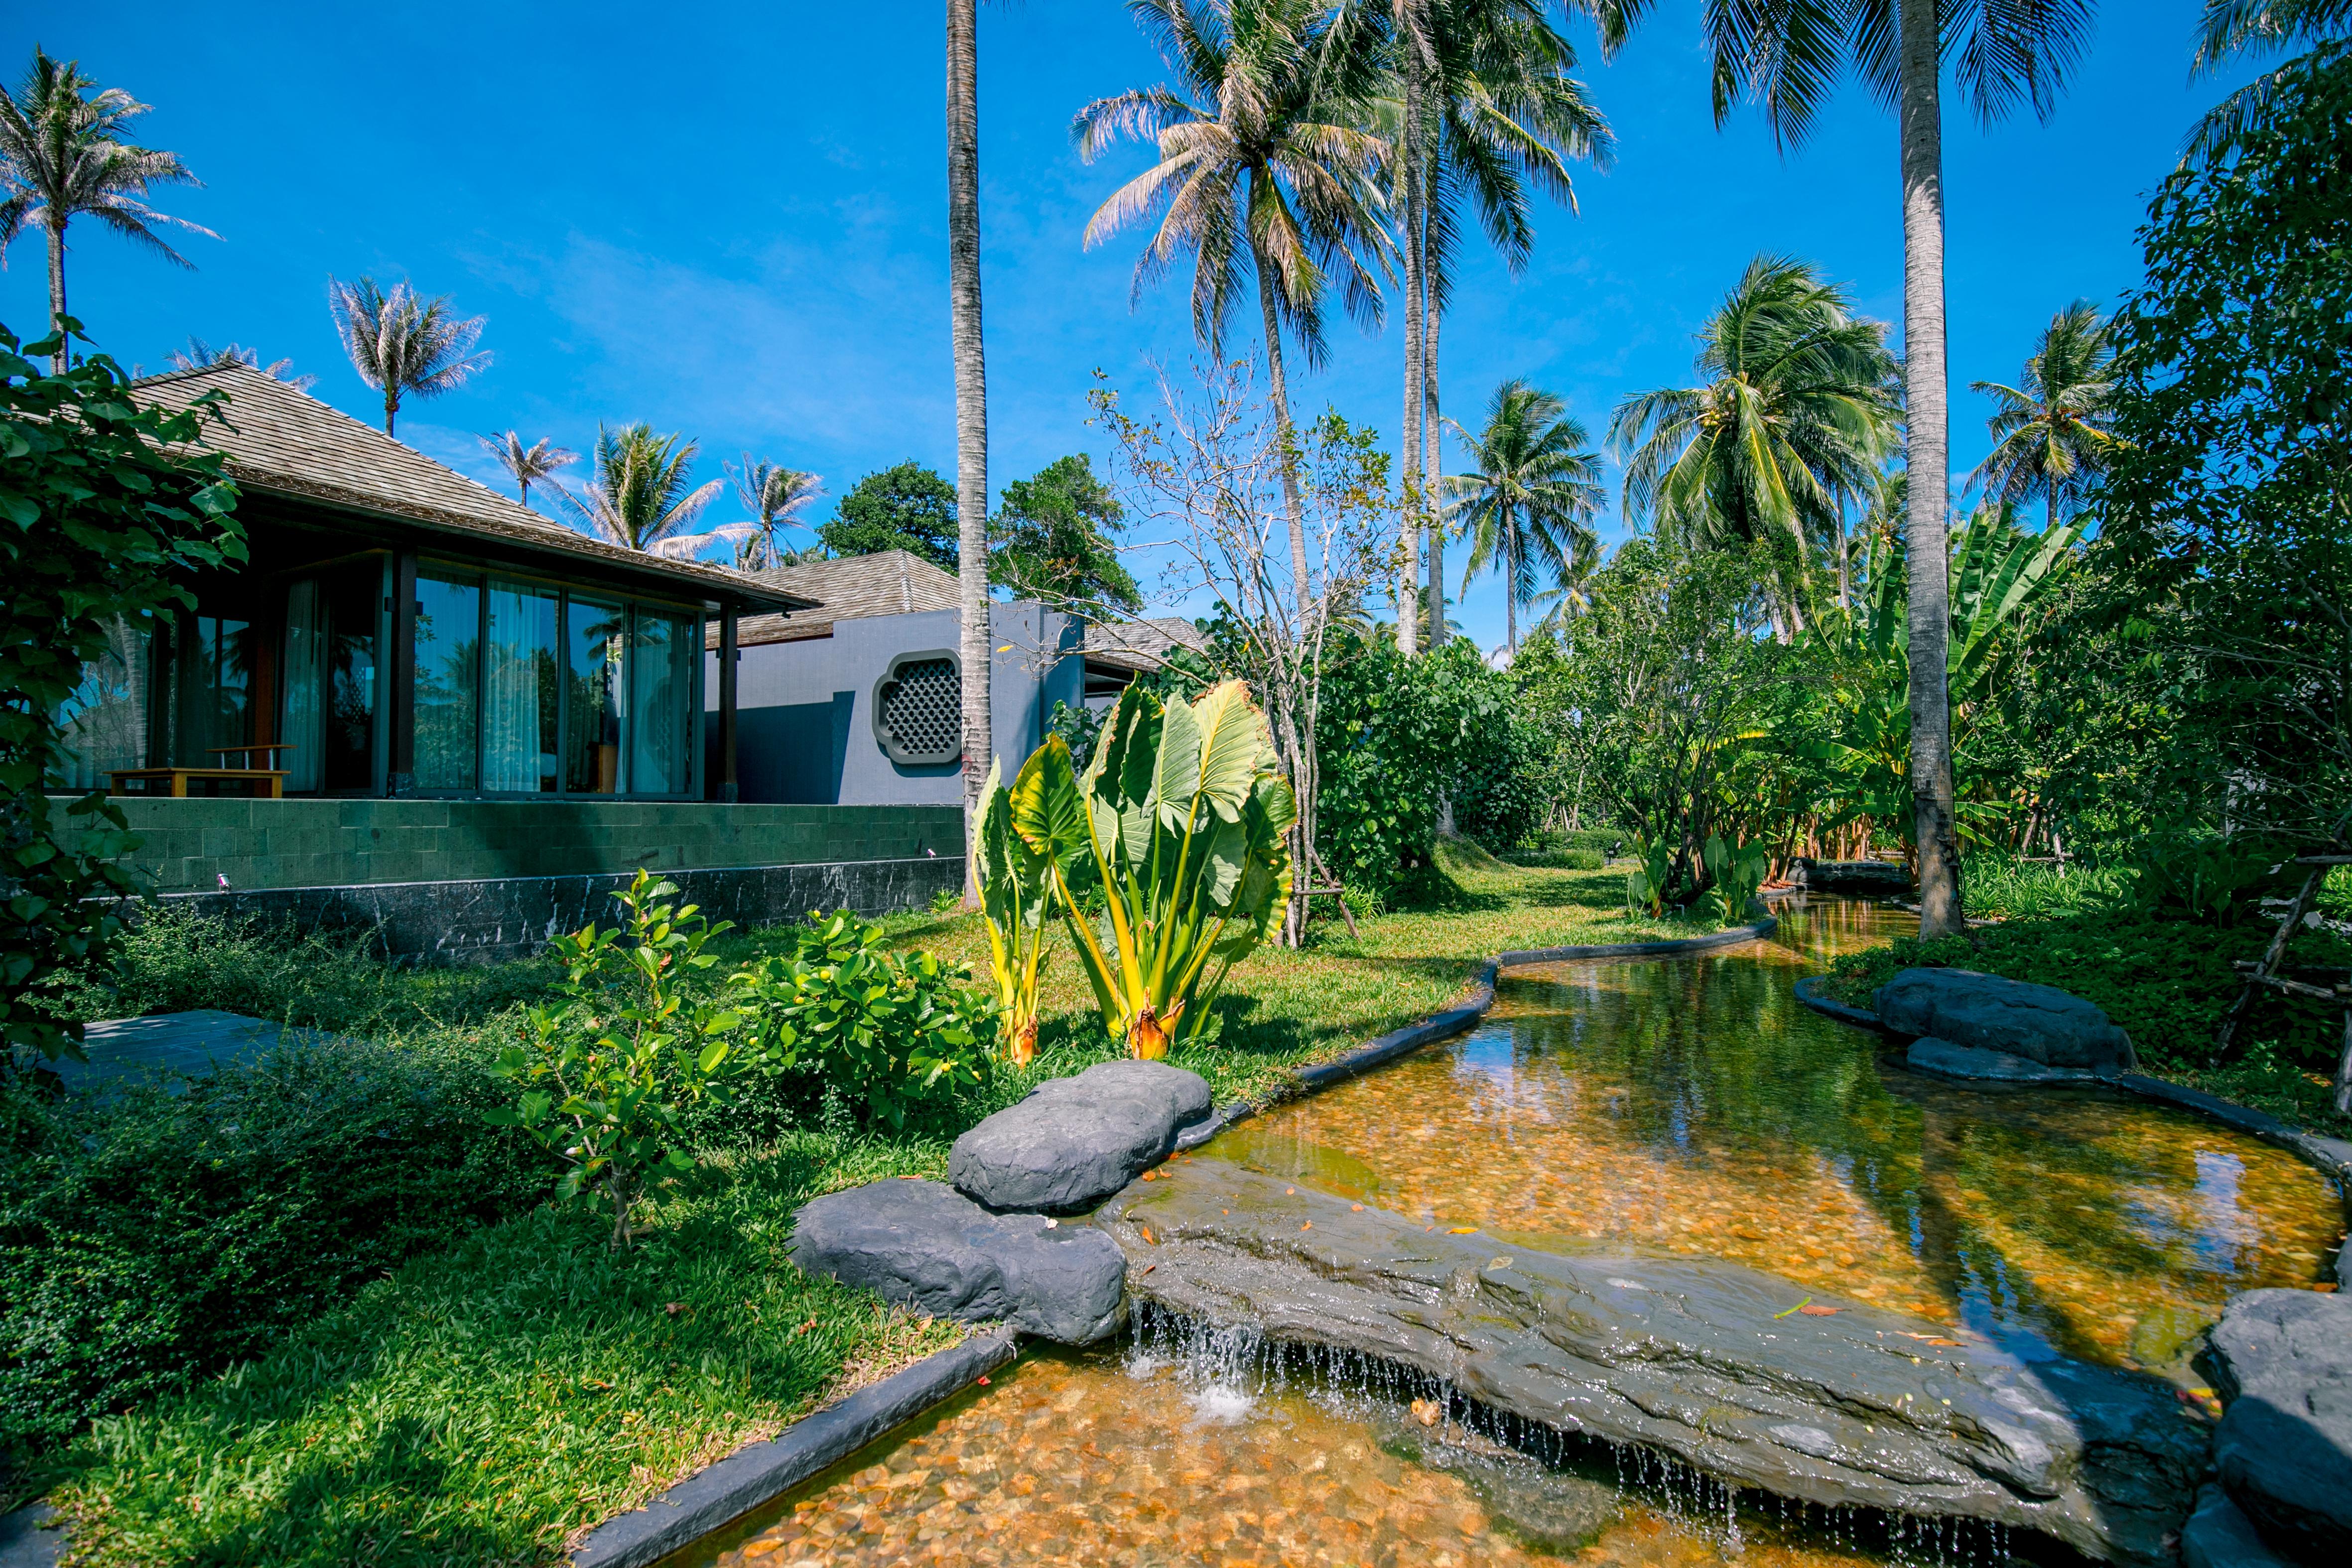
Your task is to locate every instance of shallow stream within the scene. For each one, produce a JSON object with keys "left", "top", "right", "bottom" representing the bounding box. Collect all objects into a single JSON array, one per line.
[{"left": 671, "top": 898, "right": 2346, "bottom": 1568}]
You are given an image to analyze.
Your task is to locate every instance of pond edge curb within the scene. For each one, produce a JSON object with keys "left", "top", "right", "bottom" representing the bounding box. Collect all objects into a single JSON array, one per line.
[
  {"left": 566, "top": 1327, "right": 1021, "bottom": 1568},
  {"left": 1796, "top": 971, "right": 2352, "bottom": 1283},
  {"left": 1174, "top": 916, "right": 1780, "bottom": 1151}
]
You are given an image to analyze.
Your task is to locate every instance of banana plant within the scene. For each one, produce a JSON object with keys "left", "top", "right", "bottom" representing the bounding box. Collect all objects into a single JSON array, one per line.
[
  {"left": 971, "top": 757, "right": 1050, "bottom": 1065},
  {"left": 1009, "top": 679, "right": 1295, "bottom": 1058}
]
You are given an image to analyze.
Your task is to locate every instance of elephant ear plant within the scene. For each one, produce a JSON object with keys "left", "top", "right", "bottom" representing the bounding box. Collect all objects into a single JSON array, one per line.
[
  {"left": 972, "top": 757, "right": 1051, "bottom": 1065},
  {"left": 1010, "top": 679, "right": 1295, "bottom": 1059}
]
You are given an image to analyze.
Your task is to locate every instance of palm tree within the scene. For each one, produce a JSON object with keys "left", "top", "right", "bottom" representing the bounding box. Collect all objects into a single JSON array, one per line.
[
  {"left": 1393, "top": 1, "right": 1612, "bottom": 650},
  {"left": 1967, "top": 300, "right": 2121, "bottom": 530},
  {"left": 168, "top": 336, "right": 315, "bottom": 391},
  {"left": 1444, "top": 378, "right": 1602, "bottom": 653},
  {"left": 948, "top": 0, "right": 991, "bottom": 855},
  {"left": 728, "top": 455, "right": 824, "bottom": 569},
  {"left": 325, "top": 275, "right": 491, "bottom": 436},
  {"left": 1631, "top": 0, "right": 2098, "bottom": 940},
  {"left": 2189, "top": 0, "right": 2352, "bottom": 159},
  {"left": 1075, "top": 0, "right": 1394, "bottom": 610},
  {"left": 1609, "top": 255, "right": 1899, "bottom": 635},
  {"left": 563, "top": 423, "right": 750, "bottom": 561},
  {"left": 0, "top": 48, "right": 214, "bottom": 372},
  {"left": 478, "top": 431, "right": 578, "bottom": 506}
]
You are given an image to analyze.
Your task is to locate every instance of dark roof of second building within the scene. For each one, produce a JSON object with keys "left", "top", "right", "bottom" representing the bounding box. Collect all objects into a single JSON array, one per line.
[{"left": 727, "top": 550, "right": 961, "bottom": 646}]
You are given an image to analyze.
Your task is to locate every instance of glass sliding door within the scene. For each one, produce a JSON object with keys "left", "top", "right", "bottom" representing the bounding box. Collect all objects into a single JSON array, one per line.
[
  {"left": 281, "top": 578, "right": 325, "bottom": 791},
  {"left": 50, "top": 614, "right": 149, "bottom": 789},
  {"left": 484, "top": 580, "right": 559, "bottom": 792},
  {"left": 323, "top": 560, "right": 382, "bottom": 792},
  {"left": 174, "top": 615, "right": 254, "bottom": 766},
  {"left": 412, "top": 567, "right": 481, "bottom": 791},
  {"left": 627, "top": 607, "right": 695, "bottom": 796},
  {"left": 565, "top": 595, "right": 626, "bottom": 794}
]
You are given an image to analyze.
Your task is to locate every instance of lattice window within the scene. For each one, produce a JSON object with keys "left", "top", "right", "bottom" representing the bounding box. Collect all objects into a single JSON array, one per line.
[{"left": 873, "top": 651, "right": 963, "bottom": 765}]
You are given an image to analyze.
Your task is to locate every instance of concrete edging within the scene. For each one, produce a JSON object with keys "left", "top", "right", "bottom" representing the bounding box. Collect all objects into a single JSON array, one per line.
[
  {"left": 568, "top": 1327, "right": 1020, "bottom": 1568},
  {"left": 1173, "top": 916, "right": 1781, "bottom": 1151},
  {"left": 1797, "top": 970, "right": 2352, "bottom": 1281}
]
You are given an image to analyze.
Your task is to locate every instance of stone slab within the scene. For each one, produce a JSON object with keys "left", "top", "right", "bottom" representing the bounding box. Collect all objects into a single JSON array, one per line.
[
  {"left": 1875, "top": 967, "right": 2135, "bottom": 1070},
  {"left": 950, "top": 1061, "right": 1212, "bottom": 1214},
  {"left": 0, "top": 1506, "right": 61, "bottom": 1568},
  {"left": 1906, "top": 1037, "right": 2109, "bottom": 1085},
  {"left": 2182, "top": 1486, "right": 2296, "bottom": 1568},
  {"left": 1105, "top": 1158, "right": 2204, "bottom": 1566},
  {"left": 2208, "top": 1288, "right": 2352, "bottom": 1564},
  {"left": 568, "top": 1328, "right": 1018, "bottom": 1568}
]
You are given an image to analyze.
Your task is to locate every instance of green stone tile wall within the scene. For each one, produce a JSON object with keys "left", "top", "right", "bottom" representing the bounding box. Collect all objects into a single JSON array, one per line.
[{"left": 89, "top": 798, "right": 966, "bottom": 892}]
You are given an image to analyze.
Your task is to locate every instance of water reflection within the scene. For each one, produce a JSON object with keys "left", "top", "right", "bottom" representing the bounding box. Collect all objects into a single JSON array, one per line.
[{"left": 1225, "top": 898, "right": 2342, "bottom": 1376}]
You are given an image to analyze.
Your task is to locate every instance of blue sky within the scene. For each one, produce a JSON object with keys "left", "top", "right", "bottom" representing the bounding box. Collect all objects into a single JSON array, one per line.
[{"left": 7, "top": 1, "right": 2258, "bottom": 652}]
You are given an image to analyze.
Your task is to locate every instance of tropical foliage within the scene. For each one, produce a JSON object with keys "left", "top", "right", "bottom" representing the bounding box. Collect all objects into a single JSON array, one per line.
[
  {"left": 819, "top": 461, "right": 960, "bottom": 569},
  {"left": 0, "top": 325, "right": 243, "bottom": 1062},
  {"left": 168, "top": 337, "right": 313, "bottom": 390},
  {"left": 990, "top": 453, "right": 1142, "bottom": 615},
  {"left": 477, "top": 430, "right": 576, "bottom": 505},
  {"left": 565, "top": 421, "right": 748, "bottom": 559},
  {"left": 325, "top": 275, "right": 490, "bottom": 436},
  {"left": 1008, "top": 680, "right": 1295, "bottom": 1056},
  {"left": 729, "top": 455, "right": 825, "bottom": 571},
  {"left": 971, "top": 759, "right": 1053, "bottom": 1065},
  {"left": 1967, "top": 300, "right": 2121, "bottom": 528},
  {"left": 1444, "top": 378, "right": 1601, "bottom": 653}
]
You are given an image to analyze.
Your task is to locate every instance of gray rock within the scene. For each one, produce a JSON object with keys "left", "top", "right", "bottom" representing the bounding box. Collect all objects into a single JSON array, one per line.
[
  {"left": 1105, "top": 1158, "right": 2204, "bottom": 1567},
  {"left": 1874, "top": 968, "right": 2135, "bottom": 1070},
  {"left": 2208, "top": 1288, "right": 2352, "bottom": 1564},
  {"left": 950, "top": 1060, "right": 1213, "bottom": 1213},
  {"left": 2183, "top": 1486, "right": 2296, "bottom": 1568},
  {"left": 790, "top": 1178, "right": 1125, "bottom": 1344},
  {"left": 1907, "top": 1036, "right": 2106, "bottom": 1084}
]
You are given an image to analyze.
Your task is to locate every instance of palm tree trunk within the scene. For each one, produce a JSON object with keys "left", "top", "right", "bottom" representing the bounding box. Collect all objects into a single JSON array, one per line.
[
  {"left": 1397, "top": 44, "right": 1425, "bottom": 657},
  {"left": 949, "top": 0, "right": 993, "bottom": 898},
  {"left": 384, "top": 387, "right": 399, "bottom": 437},
  {"left": 1900, "top": 0, "right": 1963, "bottom": 938},
  {"left": 45, "top": 217, "right": 68, "bottom": 374},
  {"left": 1424, "top": 299, "right": 1444, "bottom": 648},
  {"left": 1254, "top": 241, "right": 1311, "bottom": 609},
  {"left": 1504, "top": 514, "right": 1518, "bottom": 654}
]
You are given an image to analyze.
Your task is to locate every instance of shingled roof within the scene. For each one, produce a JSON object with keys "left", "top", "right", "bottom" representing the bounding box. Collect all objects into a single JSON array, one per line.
[
  {"left": 1080, "top": 616, "right": 1210, "bottom": 672},
  {"left": 132, "top": 362, "right": 814, "bottom": 613},
  {"left": 724, "top": 550, "right": 961, "bottom": 647}
]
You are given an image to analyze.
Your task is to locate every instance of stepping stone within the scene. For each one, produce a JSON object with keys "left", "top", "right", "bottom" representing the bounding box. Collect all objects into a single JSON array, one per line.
[
  {"left": 47, "top": 1011, "right": 321, "bottom": 1094},
  {"left": 2209, "top": 1288, "right": 2352, "bottom": 1565},
  {"left": 1874, "top": 968, "right": 2135, "bottom": 1070},
  {"left": 950, "top": 1060, "right": 1212, "bottom": 1214},
  {"left": 790, "top": 1178, "right": 1126, "bottom": 1345}
]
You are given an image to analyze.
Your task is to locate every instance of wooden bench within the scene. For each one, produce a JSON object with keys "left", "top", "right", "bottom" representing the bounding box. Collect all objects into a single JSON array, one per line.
[{"left": 109, "top": 744, "right": 297, "bottom": 799}]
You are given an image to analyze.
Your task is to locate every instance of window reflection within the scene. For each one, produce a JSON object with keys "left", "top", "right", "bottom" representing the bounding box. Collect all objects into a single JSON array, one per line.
[
  {"left": 485, "top": 581, "right": 559, "bottom": 792},
  {"left": 413, "top": 569, "right": 481, "bottom": 791},
  {"left": 566, "top": 596, "right": 626, "bottom": 794}
]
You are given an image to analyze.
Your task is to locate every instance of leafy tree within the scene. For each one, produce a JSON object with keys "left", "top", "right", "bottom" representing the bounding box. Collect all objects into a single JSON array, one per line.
[
  {"left": 325, "top": 275, "right": 490, "bottom": 437},
  {"left": 565, "top": 423, "right": 746, "bottom": 560},
  {"left": 1651, "top": 0, "right": 2099, "bottom": 939},
  {"left": 1967, "top": 300, "right": 2121, "bottom": 529},
  {"left": 819, "top": 461, "right": 960, "bottom": 570},
  {"left": 990, "top": 453, "right": 1141, "bottom": 614},
  {"left": 1609, "top": 254, "right": 1898, "bottom": 637},
  {"left": 1075, "top": 0, "right": 1394, "bottom": 610},
  {"left": 0, "top": 322, "right": 244, "bottom": 1061},
  {"left": 2098, "top": 39, "right": 2352, "bottom": 847},
  {"left": 477, "top": 430, "right": 576, "bottom": 506},
  {"left": 0, "top": 50, "right": 213, "bottom": 373},
  {"left": 1444, "top": 378, "right": 1602, "bottom": 653}
]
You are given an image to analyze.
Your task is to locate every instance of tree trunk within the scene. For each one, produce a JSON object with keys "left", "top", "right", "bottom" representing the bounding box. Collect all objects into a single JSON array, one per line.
[
  {"left": 1397, "top": 44, "right": 1425, "bottom": 657},
  {"left": 45, "top": 217, "right": 68, "bottom": 373},
  {"left": 384, "top": 386, "right": 399, "bottom": 437},
  {"left": 1254, "top": 239, "right": 1311, "bottom": 608},
  {"left": 1424, "top": 298, "right": 1444, "bottom": 648},
  {"left": 1504, "top": 515, "right": 1518, "bottom": 654},
  {"left": 949, "top": 0, "right": 993, "bottom": 899},
  {"left": 1900, "top": 0, "right": 1963, "bottom": 939}
]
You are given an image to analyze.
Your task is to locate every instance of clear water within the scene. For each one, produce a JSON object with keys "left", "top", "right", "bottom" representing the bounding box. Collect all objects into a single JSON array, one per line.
[{"left": 668, "top": 898, "right": 2347, "bottom": 1568}]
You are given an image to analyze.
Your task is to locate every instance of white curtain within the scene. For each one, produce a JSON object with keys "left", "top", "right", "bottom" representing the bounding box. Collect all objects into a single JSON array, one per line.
[
  {"left": 281, "top": 580, "right": 324, "bottom": 792},
  {"left": 50, "top": 615, "right": 149, "bottom": 789},
  {"left": 628, "top": 609, "right": 693, "bottom": 795},
  {"left": 484, "top": 581, "right": 554, "bottom": 791}
]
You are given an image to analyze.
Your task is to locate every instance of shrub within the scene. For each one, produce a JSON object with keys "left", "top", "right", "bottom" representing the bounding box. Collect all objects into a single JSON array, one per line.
[{"left": 0, "top": 1034, "right": 550, "bottom": 1454}]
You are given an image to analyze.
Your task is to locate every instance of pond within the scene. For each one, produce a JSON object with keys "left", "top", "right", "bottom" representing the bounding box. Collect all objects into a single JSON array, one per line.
[{"left": 669, "top": 898, "right": 2345, "bottom": 1568}]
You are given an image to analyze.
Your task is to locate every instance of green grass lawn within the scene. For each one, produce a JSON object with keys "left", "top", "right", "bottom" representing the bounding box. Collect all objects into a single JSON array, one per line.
[{"left": 30, "top": 840, "right": 1693, "bottom": 1567}]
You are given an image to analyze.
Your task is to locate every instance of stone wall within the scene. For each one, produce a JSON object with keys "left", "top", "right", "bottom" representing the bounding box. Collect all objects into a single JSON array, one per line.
[{"left": 91, "top": 797, "right": 962, "bottom": 892}]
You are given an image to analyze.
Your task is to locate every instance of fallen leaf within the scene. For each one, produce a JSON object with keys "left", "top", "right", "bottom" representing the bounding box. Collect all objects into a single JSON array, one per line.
[
  {"left": 1302, "top": 1221, "right": 1313, "bottom": 1231},
  {"left": 1139, "top": 1226, "right": 1155, "bottom": 1244},
  {"left": 1448, "top": 1226, "right": 1478, "bottom": 1234},
  {"left": 1139, "top": 1263, "right": 1155, "bottom": 1275},
  {"left": 1351, "top": 1203, "right": 1365, "bottom": 1212},
  {"left": 1286, "top": 1187, "right": 1297, "bottom": 1195},
  {"left": 1924, "top": 1337, "right": 1962, "bottom": 1346},
  {"left": 976, "top": 1375, "right": 991, "bottom": 1386},
  {"left": 1142, "top": 1173, "right": 1157, "bottom": 1181},
  {"left": 1799, "top": 1305, "right": 1841, "bottom": 1317}
]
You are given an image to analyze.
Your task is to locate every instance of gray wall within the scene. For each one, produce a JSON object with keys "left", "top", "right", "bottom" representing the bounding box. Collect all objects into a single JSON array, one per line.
[{"left": 712, "top": 603, "right": 1084, "bottom": 806}]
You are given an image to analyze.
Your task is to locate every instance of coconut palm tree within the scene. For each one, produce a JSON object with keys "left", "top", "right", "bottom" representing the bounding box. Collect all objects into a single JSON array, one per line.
[
  {"left": 478, "top": 431, "right": 578, "bottom": 506},
  {"left": 1075, "top": 0, "right": 1394, "bottom": 609},
  {"left": 1609, "top": 255, "right": 1899, "bottom": 635},
  {"left": 1616, "top": 0, "right": 2098, "bottom": 940},
  {"left": 2189, "top": 0, "right": 2352, "bottom": 159},
  {"left": 948, "top": 0, "right": 992, "bottom": 855},
  {"left": 326, "top": 275, "right": 491, "bottom": 436},
  {"left": 168, "top": 336, "right": 314, "bottom": 391},
  {"left": 1393, "top": 1, "right": 1612, "bottom": 649},
  {"left": 1444, "top": 378, "right": 1602, "bottom": 654},
  {"left": 0, "top": 48, "right": 214, "bottom": 372},
  {"left": 564, "top": 423, "right": 750, "bottom": 561},
  {"left": 1967, "top": 300, "right": 2121, "bottom": 530},
  {"left": 727, "top": 455, "right": 824, "bottom": 570}
]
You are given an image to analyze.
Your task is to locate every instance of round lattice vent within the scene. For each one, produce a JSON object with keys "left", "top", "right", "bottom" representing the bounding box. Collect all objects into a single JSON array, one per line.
[{"left": 872, "top": 650, "right": 964, "bottom": 766}]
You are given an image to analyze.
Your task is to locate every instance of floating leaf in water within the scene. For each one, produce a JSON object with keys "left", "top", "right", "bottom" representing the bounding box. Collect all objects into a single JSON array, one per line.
[
  {"left": 1773, "top": 1298, "right": 1812, "bottom": 1319},
  {"left": 1799, "top": 1305, "right": 1841, "bottom": 1317},
  {"left": 1448, "top": 1226, "right": 1477, "bottom": 1234}
]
